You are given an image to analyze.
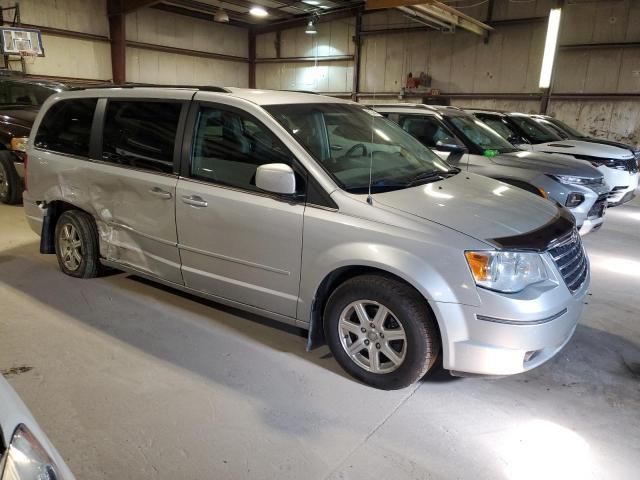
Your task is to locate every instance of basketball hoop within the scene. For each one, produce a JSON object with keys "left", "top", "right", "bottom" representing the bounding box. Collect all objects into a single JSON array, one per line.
[{"left": 18, "top": 49, "right": 38, "bottom": 65}]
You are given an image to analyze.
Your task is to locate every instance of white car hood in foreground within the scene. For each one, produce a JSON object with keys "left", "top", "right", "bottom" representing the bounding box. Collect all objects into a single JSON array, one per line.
[
  {"left": 0, "top": 375, "right": 75, "bottom": 479},
  {"left": 530, "top": 139, "right": 635, "bottom": 160}
]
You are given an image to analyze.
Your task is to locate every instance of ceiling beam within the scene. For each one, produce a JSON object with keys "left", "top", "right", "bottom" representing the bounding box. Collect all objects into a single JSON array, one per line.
[
  {"left": 253, "top": 5, "right": 363, "bottom": 34},
  {"left": 108, "top": 0, "right": 161, "bottom": 16},
  {"left": 365, "top": 0, "right": 426, "bottom": 9}
]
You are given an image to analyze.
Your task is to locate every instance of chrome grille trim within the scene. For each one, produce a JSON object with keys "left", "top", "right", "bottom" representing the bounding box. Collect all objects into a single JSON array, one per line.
[{"left": 547, "top": 229, "right": 589, "bottom": 294}]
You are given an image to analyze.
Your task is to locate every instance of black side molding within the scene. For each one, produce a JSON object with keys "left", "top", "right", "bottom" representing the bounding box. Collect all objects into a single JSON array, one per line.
[{"left": 488, "top": 206, "right": 575, "bottom": 252}]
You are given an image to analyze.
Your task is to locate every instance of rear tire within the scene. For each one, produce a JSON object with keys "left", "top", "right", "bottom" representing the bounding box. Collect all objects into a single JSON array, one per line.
[
  {"left": 324, "top": 274, "right": 440, "bottom": 390},
  {"left": 54, "top": 210, "right": 101, "bottom": 278},
  {"left": 0, "top": 153, "right": 21, "bottom": 205}
]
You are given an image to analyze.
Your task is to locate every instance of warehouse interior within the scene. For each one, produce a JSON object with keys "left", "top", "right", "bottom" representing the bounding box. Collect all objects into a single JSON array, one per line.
[{"left": 0, "top": 0, "right": 639, "bottom": 479}]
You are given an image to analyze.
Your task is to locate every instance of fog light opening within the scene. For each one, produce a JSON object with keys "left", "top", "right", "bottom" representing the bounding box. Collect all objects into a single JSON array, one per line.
[
  {"left": 524, "top": 349, "right": 542, "bottom": 364},
  {"left": 565, "top": 193, "right": 585, "bottom": 208}
]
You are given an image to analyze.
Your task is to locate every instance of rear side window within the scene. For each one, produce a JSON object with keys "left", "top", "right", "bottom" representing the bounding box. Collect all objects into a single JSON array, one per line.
[
  {"left": 102, "top": 101, "right": 181, "bottom": 174},
  {"left": 34, "top": 98, "right": 97, "bottom": 157}
]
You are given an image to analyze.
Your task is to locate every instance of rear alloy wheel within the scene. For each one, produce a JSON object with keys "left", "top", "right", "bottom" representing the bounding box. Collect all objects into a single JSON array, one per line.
[
  {"left": 54, "top": 210, "right": 101, "bottom": 278},
  {"left": 325, "top": 275, "right": 440, "bottom": 390}
]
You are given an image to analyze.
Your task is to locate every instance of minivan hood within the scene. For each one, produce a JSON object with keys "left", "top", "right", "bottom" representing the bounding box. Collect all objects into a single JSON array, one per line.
[
  {"left": 374, "top": 172, "right": 564, "bottom": 243},
  {"left": 532, "top": 139, "right": 634, "bottom": 160},
  {"left": 497, "top": 150, "right": 603, "bottom": 178}
]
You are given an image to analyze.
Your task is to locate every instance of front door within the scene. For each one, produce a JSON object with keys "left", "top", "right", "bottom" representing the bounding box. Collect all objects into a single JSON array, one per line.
[
  {"left": 100, "top": 99, "right": 185, "bottom": 284},
  {"left": 175, "top": 102, "right": 305, "bottom": 318}
]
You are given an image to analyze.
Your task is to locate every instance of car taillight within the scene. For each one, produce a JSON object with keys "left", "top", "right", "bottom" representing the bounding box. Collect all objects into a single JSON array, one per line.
[{"left": 23, "top": 152, "right": 28, "bottom": 191}]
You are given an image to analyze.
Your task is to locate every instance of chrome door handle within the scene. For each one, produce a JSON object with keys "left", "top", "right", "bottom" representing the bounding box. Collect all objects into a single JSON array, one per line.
[
  {"left": 149, "top": 187, "right": 172, "bottom": 199},
  {"left": 181, "top": 195, "right": 208, "bottom": 207}
]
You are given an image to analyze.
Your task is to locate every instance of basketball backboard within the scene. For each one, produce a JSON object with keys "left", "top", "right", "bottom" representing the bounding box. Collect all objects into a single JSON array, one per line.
[{"left": 0, "top": 27, "right": 44, "bottom": 56}]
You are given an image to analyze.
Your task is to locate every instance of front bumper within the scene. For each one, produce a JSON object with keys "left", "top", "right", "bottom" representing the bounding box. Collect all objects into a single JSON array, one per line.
[
  {"left": 431, "top": 256, "right": 588, "bottom": 376},
  {"left": 599, "top": 167, "right": 638, "bottom": 205}
]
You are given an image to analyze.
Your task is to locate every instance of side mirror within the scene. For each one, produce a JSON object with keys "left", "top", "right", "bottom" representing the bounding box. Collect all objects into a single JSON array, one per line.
[
  {"left": 256, "top": 163, "right": 296, "bottom": 195},
  {"left": 435, "top": 140, "right": 467, "bottom": 153}
]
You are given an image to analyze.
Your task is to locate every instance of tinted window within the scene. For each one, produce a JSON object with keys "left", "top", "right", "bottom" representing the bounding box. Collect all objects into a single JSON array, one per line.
[
  {"left": 34, "top": 98, "right": 97, "bottom": 157},
  {"left": 476, "top": 115, "right": 518, "bottom": 140},
  {"left": 398, "top": 115, "right": 462, "bottom": 148},
  {"left": 509, "top": 116, "right": 562, "bottom": 143},
  {"left": 447, "top": 115, "right": 516, "bottom": 153},
  {"left": 102, "top": 101, "right": 181, "bottom": 174},
  {"left": 191, "top": 106, "right": 296, "bottom": 192},
  {"left": 0, "top": 81, "right": 60, "bottom": 106}
]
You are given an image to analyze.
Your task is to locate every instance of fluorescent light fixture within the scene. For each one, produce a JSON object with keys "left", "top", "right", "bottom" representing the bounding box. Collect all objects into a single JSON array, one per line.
[
  {"left": 305, "top": 19, "right": 317, "bottom": 34},
  {"left": 303, "top": 0, "right": 320, "bottom": 5},
  {"left": 539, "top": 8, "right": 562, "bottom": 89},
  {"left": 249, "top": 6, "right": 268, "bottom": 17}
]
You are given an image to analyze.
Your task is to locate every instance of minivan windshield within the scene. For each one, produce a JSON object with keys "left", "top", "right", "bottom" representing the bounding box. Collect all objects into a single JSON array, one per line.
[
  {"left": 266, "top": 103, "right": 456, "bottom": 193},
  {"left": 447, "top": 115, "right": 517, "bottom": 153},
  {"left": 509, "top": 115, "right": 563, "bottom": 143}
]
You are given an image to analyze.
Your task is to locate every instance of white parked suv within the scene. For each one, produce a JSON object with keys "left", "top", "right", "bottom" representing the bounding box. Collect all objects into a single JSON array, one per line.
[
  {"left": 466, "top": 109, "right": 639, "bottom": 206},
  {"left": 24, "top": 86, "right": 588, "bottom": 389}
]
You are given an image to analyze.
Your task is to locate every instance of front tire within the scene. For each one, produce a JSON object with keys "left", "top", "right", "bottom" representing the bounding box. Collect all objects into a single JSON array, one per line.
[
  {"left": 324, "top": 275, "right": 440, "bottom": 390},
  {"left": 0, "top": 153, "right": 21, "bottom": 205},
  {"left": 54, "top": 210, "right": 101, "bottom": 278}
]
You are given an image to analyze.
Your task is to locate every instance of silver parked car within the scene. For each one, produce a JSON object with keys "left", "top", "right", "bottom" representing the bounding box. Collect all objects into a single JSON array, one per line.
[
  {"left": 24, "top": 87, "right": 588, "bottom": 389},
  {"left": 0, "top": 375, "right": 75, "bottom": 479},
  {"left": 465, "top": 108, "right": 639, "bottom": 207},
  {"left": 373, "top": 104, "right": 609, "bottom": 235}
]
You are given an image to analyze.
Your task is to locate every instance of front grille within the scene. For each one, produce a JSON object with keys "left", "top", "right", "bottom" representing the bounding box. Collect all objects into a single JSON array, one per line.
[
  {"left": 548, "top": 230, "right": 589, "bottom": 293},
  {"left": 588, "top": 194, "right": 608, "bottom": 218},
  {"left": 626, "top": 158, "right": 638, "bottom": 173}
]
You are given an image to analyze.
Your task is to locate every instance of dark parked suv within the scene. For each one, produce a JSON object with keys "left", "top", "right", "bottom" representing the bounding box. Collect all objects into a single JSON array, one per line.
[{"left": 0, "top": 77, "right": 68, "bottom": 204}]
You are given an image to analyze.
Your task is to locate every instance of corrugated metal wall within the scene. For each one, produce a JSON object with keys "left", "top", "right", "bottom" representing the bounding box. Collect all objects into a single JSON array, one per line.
[
  {"left": 125, "top": 8, "right": 248, "bottom": 86},
  {"left": 255, "top": 0, "right": 640, "bottom": 145},
  {"left": 255, "top": 18, "right": 355, "bottom": 93},
  {"left": 0, "top": 0, "right": 110, "bottom": 80}
]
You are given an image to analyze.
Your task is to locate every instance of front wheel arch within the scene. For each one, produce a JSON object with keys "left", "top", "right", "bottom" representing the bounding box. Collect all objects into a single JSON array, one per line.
[{"left": 307, "top": 266, "right": 442, "bottom": 354}]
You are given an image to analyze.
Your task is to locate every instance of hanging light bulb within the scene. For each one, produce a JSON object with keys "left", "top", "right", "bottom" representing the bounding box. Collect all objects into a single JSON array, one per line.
[
  {"left": 305, "top": 19, "right": 317, "bottom": 35},
  {"left": 214, "top": 8, "right": 230, "bottom": 23}
]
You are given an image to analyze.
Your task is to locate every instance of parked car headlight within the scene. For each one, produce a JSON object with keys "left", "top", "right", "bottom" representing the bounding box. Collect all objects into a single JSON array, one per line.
[
  {"left": 549, "top": 174, "right": 592, "bottom": 185},
  {"left": 465, "top": 251, "right": 548, "bottom": 293},
  {"left": 9, "top": 137, "right": 28, "bottom": 153},
  {"left": 1, "top": 424, "right": 66, "bottom": 480}
]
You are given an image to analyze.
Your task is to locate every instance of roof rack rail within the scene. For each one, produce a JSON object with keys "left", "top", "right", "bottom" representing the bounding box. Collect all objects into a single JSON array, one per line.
[
  {"left": 369, "top": 103, "right": 437, "bottom": 111},
  {"left": 68, "top": 83, "right": 231, "bottom": 93},
  {"left": 279, "top": 89, "right": 319, "bottom": 94}
]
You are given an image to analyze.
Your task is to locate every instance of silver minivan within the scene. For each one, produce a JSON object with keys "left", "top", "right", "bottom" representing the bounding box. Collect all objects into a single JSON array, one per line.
[{"left": 24, "top": 87, "right": 588, "bottom": 389}]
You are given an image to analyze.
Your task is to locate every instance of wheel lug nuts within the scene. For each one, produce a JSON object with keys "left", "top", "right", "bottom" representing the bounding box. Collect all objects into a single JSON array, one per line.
[
  {"left": 364, "top": 340, "right": 370, "bottom": 346},
  {"left": 376, "top": 343, "right": 381, "bottom": 349},
  {"left": 370, "top": 323, "right": 375, "bottom": 329},
  {"left": 379, "top": 333, "right": 384, "bottom": 338},
  {"left": 361, "top": 327, "right": 366, "bottom": 333}
]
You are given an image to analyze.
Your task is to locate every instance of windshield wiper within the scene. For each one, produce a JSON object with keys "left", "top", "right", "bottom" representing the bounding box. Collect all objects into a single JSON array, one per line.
[{"left": 408, "top": 168, "right": 459, "bottom": 186}]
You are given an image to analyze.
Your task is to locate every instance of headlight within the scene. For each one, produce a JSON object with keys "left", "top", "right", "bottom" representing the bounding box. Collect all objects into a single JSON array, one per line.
[
  {"left": 465, "top": 251, "right": 548, "bottom": 293},
  {"left": 9, "top": 137, "right": 28, "bottom": 153},
  {"left": 1, "top": 424, "right": 66, "bottom": 480},
  {"left": 549, "top": 174, "right": 592, "bottom": 185}
]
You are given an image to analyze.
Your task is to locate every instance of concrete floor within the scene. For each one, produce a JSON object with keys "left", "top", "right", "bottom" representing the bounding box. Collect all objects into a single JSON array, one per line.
[{"left": 1, "top": 196, "right": 639, "bottom": 480}]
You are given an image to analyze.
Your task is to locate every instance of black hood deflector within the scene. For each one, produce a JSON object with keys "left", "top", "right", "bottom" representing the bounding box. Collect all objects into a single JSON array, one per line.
[{"left": 488, "top": 206, "right": 575, "bottom": 252}]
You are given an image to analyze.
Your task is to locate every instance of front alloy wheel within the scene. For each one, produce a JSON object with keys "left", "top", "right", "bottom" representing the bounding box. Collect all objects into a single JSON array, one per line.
[
  {"left": 338, "top": 300, "right": 407, "bottom": 374},
  {"left": 325, "top": 274, "right": 440, "bottom": 390}
]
